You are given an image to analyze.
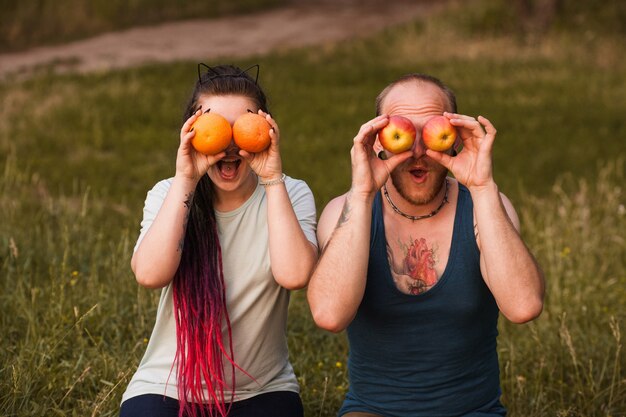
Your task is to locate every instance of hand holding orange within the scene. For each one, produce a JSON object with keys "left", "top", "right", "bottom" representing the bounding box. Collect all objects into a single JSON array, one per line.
[
  {"left": 233, "top": 112, "right": 272, "bottom": 153},
  {"left": 190, "top": 111, "right": 272, "bottom": 155},
  {"left": 190, "top": 113, "right": 232, "bottom": 155}
]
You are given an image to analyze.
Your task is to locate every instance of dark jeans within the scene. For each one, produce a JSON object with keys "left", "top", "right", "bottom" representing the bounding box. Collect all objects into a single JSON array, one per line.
[{"left": 119, "top": 391, "right": 304, "bottom": 417}]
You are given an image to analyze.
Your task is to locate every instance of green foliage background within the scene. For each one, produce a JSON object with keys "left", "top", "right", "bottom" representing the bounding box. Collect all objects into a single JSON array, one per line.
[
  {"left": 0, "top": 0, "right": 287, "bottom": 52},
  {"left": 1, "top": 1, "right": 625, "bottom": 416}
]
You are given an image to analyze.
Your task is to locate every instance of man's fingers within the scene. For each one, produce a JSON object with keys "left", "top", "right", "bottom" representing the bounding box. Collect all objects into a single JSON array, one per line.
[
  {"left": 355, "top": 115, "right": 389, "bottom": 145},
  {"left": 478, "top": 115, "right": 496, "bottom": 154},
  {"left": 385, "top": 151, "right": 413, "bottom": 172},
  {"left": 425, "top": 149, "right": 453, "bottom": 170}
]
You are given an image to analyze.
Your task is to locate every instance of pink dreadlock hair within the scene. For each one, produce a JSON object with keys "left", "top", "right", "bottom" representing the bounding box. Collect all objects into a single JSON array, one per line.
[{"left": 172, "top": 64, "right": 269, "bottom": 417}]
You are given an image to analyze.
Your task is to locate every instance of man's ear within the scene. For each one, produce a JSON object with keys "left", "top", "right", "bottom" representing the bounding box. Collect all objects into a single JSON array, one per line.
[
  {"left": 451, "top": 137, "right": 462, "bottom": 156},
  {"left": 373, "top": 138, "right": 388, "bottom": 160},
  {"left": 373, "top": 138, "right": 384, "bottom": 155}
]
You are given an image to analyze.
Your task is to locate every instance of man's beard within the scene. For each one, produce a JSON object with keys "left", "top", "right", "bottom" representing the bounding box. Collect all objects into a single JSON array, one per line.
[{"left": 390, "top": 163, "right": 448, "bottom": 206}]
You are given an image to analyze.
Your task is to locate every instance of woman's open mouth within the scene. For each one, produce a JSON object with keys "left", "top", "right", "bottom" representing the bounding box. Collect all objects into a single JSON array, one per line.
[{"left": 217, "top": 158, "right": 242, "bottom": 180}]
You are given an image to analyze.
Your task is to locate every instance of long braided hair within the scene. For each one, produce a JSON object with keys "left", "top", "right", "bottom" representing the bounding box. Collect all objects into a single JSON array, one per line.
[{"left": 173, "top": 64, "right": 268, "bottom": 417}]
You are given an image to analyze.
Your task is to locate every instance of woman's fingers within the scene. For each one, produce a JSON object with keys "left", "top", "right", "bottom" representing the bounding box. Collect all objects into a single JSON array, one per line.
[
  {"left": 182, "top": 109, "right": 201, "bottom": 134},
  {"left": 180, "top": 109, "right": 202, "bottom": 147}
]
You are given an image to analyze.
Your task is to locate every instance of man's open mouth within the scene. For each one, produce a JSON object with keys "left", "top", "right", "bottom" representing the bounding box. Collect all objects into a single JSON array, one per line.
[{"left": 410, "top": 168, "right": 428, "bottom": 179}]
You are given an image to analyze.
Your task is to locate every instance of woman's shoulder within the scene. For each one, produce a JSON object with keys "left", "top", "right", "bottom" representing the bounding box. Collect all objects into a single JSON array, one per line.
[
  {"left": 151, "top": 177, "right": 174, "bottom": 191},
  {"left": 147, "top": 177, "right": 173, "bottom": 194},
  {"left": 284, "top": 175, "right": 315, "bottom": 199},
  {"left": 284, "top": 175, "right": 311, "bottom": 191},
  {"left": 142, "top": 178, "right": 174, "bottom": 205}
]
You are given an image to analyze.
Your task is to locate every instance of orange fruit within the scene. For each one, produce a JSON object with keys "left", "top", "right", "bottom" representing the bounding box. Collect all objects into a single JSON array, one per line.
[
  {"left": 233, "top": 113, "right": 271, "bottom": 153},
  {"left": 190, "top": 113, "right": 232, "bottom": 155}
]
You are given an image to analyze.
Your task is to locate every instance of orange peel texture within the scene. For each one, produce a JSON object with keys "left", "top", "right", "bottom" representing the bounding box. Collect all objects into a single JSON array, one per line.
[
  {"left": 233, "top": 113, "right": 271, "bottom": 153},
  {"left": 190, "top": 113, "right": 233, "bottom": 155}
]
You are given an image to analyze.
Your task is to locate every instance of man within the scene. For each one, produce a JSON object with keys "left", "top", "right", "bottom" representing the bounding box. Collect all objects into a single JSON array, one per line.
[{"left": 307, "top": 73, "right": 545, "bottom": 416}]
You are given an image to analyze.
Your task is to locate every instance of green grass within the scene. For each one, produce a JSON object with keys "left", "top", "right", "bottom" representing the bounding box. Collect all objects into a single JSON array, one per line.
[
  {"left": 1, "top": 2, "right": 625, "bottom": 416},
  {"left": 453, "top": 0, "right": 626, "bottom": 37},
  {"left": 0, "top": 0, "right": 287, "bottom": 52},
  {"left": 499, "top": 160, "right": 625, "bottom": 416}
]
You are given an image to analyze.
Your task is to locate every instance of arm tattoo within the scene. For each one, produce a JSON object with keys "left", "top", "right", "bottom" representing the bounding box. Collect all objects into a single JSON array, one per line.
[
  {"left": 319, "top": 196, "right": 352, "bottom": 257},
  {"left": 336, "top": 197, "right": 352, "bottom": 228},
  {"left": 177, "top": 191, "right": 194, "bottom": 252},
  {"left": 183, "top": 191, "right": 194, "bottom": 210}
]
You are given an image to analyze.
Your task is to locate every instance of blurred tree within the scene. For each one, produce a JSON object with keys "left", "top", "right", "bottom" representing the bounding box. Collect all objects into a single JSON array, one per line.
[{"left": 513, "top": 0, "right": 561, "bottom": 34}]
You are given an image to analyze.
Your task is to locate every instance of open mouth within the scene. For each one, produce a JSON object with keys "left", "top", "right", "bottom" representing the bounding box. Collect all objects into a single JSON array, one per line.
[
  {"left": 217, "top": 158, "right": 242, "bottom": 180},
  {"left": 410, "top": 167, "right": 428, "bottom": 180}
]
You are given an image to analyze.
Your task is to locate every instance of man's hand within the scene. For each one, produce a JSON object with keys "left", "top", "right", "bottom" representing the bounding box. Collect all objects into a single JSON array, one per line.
[
  {"left": 426, "top": 113, "right": 496, "bottom": 192},
  {"left": 350, "top": 114, "right": 412, "bottom": 202}
]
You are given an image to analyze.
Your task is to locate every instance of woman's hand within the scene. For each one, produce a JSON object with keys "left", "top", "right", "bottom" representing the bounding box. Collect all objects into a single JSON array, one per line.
[
  {"left": 239, "top": 110, "right": 283, "bottom": 182},
  {"left": 176, "top": 109, "right": 226, "bottom": 183}
]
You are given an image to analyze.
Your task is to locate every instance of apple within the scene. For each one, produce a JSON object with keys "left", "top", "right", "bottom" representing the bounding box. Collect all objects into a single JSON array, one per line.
[
  {"left": 422, "top": 115, "right": 457, "bottom": 152},
  {"left": 378, "top": 115, "right": 416, "bottom": 153}
]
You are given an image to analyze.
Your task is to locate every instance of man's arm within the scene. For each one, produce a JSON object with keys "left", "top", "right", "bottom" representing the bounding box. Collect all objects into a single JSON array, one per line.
[
  {"left": 428, "top": 113, "right": 544, "bottom": 323},
  {"left": 473, "top": 186, "right": 545, "bottom": 323},
  {"left": 307, "top": 114, "right": 411, "bottom": 333},
  {"left": 307, "top": 192, "right": 374, "bottom": 332}
]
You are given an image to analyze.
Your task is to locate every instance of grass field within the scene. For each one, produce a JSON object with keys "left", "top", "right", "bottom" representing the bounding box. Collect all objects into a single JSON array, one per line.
[
  {"left": 0, "top": 0, "right": 287, "bottom": 52},
  {"left": 1, "top": 1, "right": 625, "bottom": 416}
]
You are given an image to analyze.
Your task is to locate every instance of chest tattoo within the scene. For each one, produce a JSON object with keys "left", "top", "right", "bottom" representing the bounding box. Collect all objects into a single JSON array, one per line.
[{"left": 387, "top": 237, "right": 440, "bottom": 295}]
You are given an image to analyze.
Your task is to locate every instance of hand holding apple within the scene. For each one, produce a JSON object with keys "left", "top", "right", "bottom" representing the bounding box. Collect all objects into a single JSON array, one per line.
[
  {"left": 378, "top": 115, "right": 416, "bottom": 153},
  {"left": 422, "top": 115, "right": 457, "bottom": 152},
  {"left": 425, "top": 113, "right": 498, "bottom": 191}
]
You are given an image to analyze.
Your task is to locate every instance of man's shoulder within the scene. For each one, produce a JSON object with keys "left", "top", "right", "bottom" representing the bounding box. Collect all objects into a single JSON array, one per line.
[
  {"left": 315, "top": 192, "right": 349, "bottom": 248},
  {"left": 321, "top": 192, "right": 349, "bottom": 217}
]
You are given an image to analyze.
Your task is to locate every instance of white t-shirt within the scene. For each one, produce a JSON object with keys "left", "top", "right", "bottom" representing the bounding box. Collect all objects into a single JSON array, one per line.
[{"left": 122, "top": 176, "right": 317, "bottom": 404}]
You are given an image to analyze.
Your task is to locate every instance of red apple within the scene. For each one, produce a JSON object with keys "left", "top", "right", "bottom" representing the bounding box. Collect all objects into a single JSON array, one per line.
[
  {"left": 422, "top": 115, "right": 457, "bottom": 152},
  {"left": 378, "top": 115, "right": 416, "bottom": 153}
]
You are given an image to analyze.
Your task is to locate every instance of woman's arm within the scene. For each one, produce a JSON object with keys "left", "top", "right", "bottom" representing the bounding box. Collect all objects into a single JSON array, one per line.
[
  {"left": 131, "top": 176, "right": 197, "bottom": 288},
  {"left": 265, "top": 180, "right": 318, "bottom": 290},
  {"left": 131, "top": 109, "right": 223, "bottom": 289},
  {"left": 240, "top": 111, "right": 320, "bottom": 290}
]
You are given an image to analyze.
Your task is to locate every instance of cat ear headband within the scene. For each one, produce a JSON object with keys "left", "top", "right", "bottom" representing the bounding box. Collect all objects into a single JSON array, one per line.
[{"left": 197, "top": 63, "right": 260, "bottom": 85}]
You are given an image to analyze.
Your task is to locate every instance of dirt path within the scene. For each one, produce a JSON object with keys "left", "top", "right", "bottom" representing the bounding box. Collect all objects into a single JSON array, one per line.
[{"left": 0, "top": 0, "right": 443, "bottom": 80}]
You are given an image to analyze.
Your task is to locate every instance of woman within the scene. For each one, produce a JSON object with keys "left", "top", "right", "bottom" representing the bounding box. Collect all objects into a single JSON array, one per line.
[{"left": 120, "top": 64, "right": 318, "bottom": 417}]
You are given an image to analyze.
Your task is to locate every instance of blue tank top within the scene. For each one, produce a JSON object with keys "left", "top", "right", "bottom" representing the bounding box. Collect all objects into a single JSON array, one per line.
[{"left": 339, "top": 184, "right": 506, "bottom": 417}]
